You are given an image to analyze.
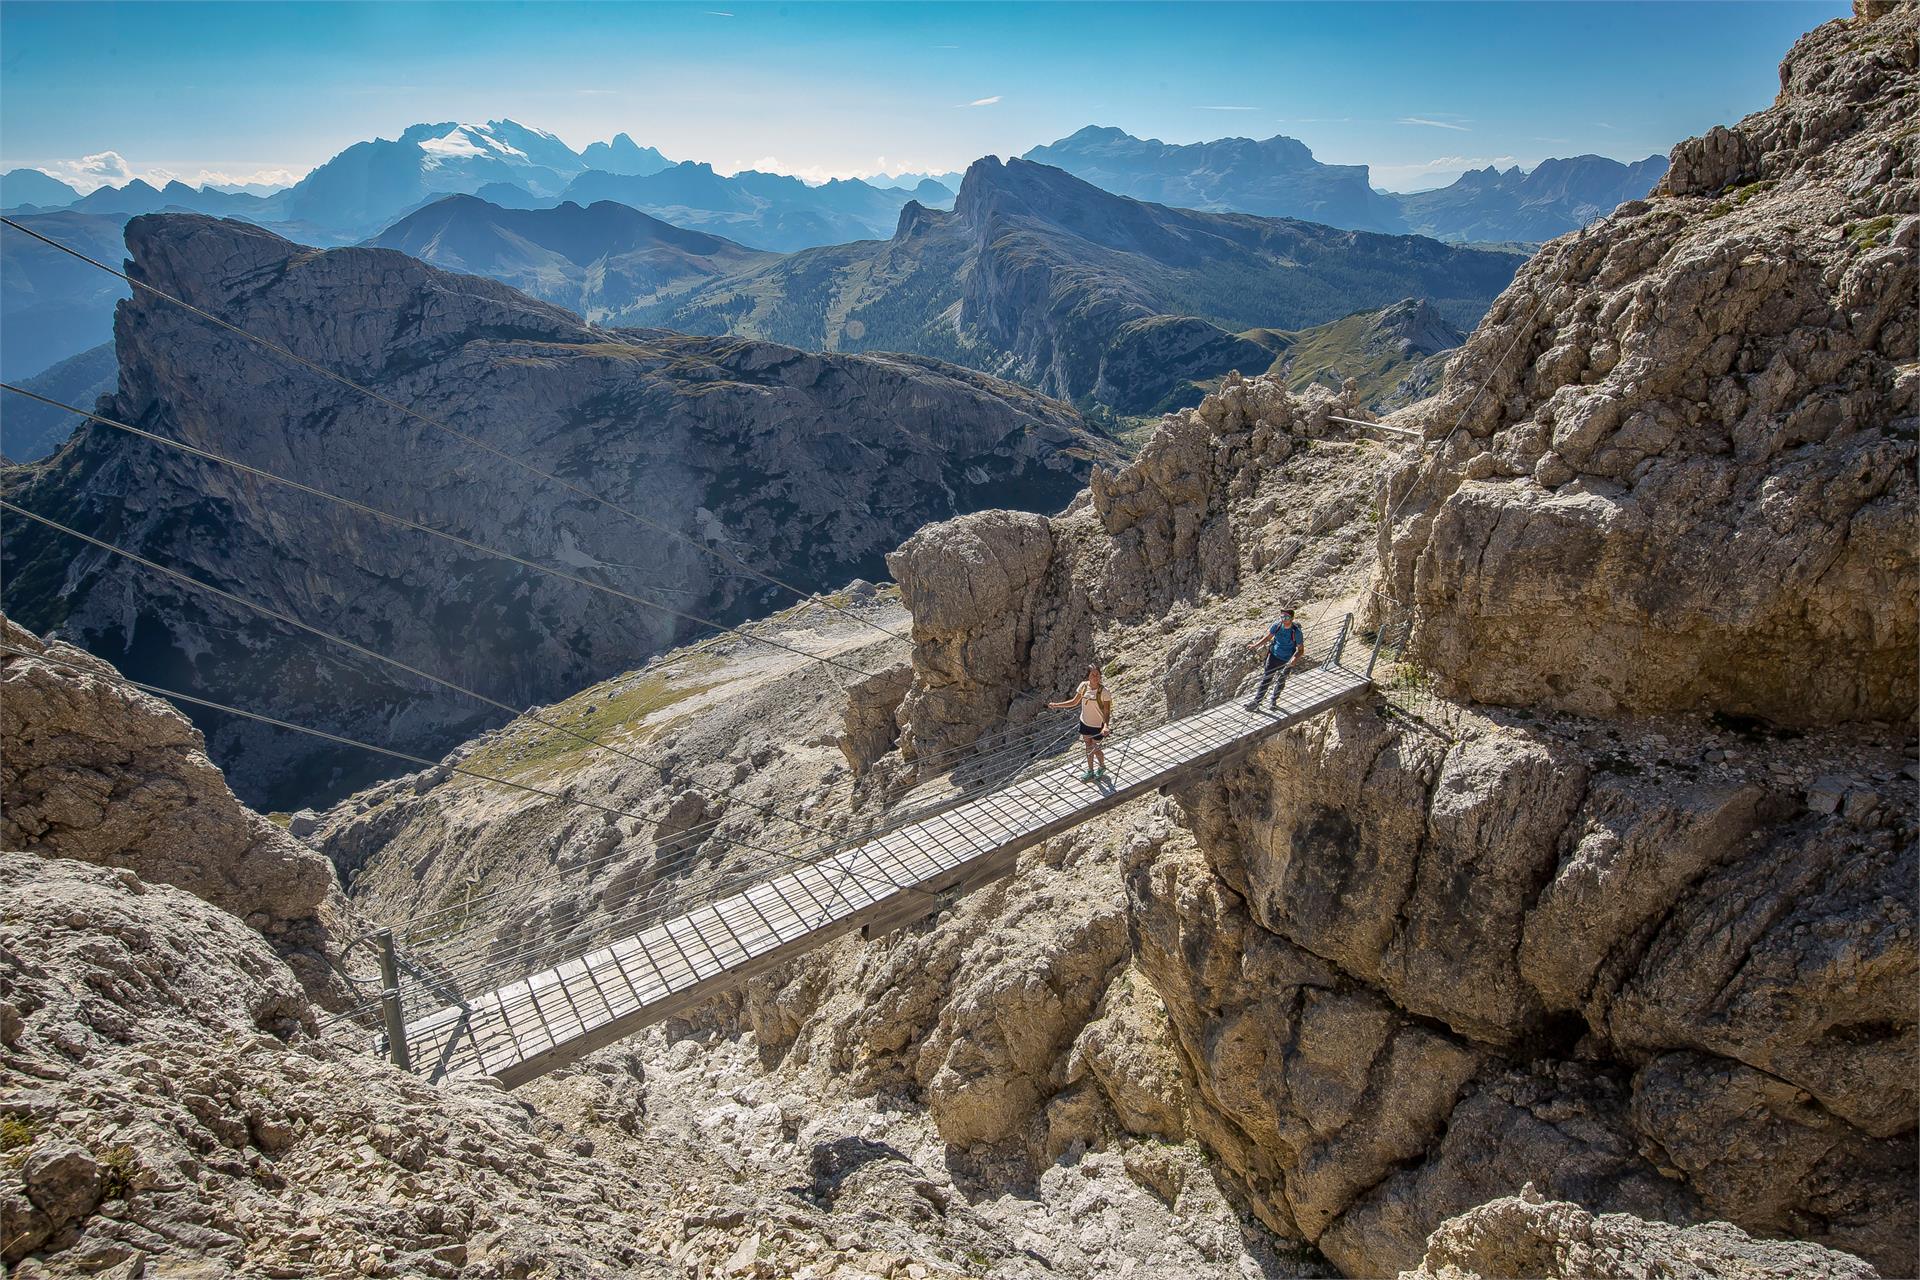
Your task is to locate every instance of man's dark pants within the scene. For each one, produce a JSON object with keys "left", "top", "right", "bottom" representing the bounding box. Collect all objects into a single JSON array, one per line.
[{"left": 1253, "top": 657, "right": 1294, "bottom": 705}]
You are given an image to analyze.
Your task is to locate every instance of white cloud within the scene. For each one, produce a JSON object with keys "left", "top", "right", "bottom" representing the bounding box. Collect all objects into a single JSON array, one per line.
[
  {"left": 184, "top": 166, "right": 307, "bottom": 190},
  {"left": 43, "top": 150, "right": 137, "bottom": 192},
  {"left": 1276, "top": 116, "right": 1352, "bottom": 124},
  {"left": 706, "top": 9, "right": 734, "bottom": 15},
  {"left": 32, "top": 151, "right": 307, "bottom": 194},
  {"left": 965, "top": 95, "right": 1001, "bottom": 107},
  {"left": 1595, "top": 121, "right": 1617, "bottom": 130},
  {"left": 933, "top": 43, "right": 960, "bottom": 49},
  {"left": 1195, "top": 105, "right": 1258, "bottom": 111},
  {"left": 1397, "top": 116, "right": 1470, "bottom": 132}
]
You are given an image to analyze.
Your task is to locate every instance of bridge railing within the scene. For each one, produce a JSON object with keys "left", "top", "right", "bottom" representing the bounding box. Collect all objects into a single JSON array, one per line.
[
  {"left": 333, "top": 610, "right": 1358, "bottom": 1063},
  {"left": 1357, "top": 593, "right": 1460, "bottom": 738}
]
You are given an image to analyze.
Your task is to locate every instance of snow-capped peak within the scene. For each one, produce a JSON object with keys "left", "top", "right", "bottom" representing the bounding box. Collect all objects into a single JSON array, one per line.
[{"left": 418, "top": 123, "right": 528, "bottom": 163}]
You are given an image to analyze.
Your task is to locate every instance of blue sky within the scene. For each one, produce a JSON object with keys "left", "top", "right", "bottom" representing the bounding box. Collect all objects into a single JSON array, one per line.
[{"left": 1, "top": 1, "right": 1844, "bottom": 193}]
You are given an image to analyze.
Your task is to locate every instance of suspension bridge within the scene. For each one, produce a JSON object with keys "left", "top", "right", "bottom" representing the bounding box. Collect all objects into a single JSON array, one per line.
[{"left": 392, "top": 649, "right": 1371, "bottom": 1086}]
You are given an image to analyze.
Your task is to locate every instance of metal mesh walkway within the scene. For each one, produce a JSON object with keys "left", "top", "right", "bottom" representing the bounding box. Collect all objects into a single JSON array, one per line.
[{"left": 399, "top": 659, "right": 1371, "bottom": 1087}]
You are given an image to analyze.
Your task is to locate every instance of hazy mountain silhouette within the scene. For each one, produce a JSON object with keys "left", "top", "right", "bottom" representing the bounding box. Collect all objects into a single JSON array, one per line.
[
  {"left": 579, "top": 132, "right": 672, "bottom": 176},
  {"left": 1397, "top": 154, "right": 1668, "bottom": 241},
  {"left": 1023, "top": 126, "right": 1669, "bottom": 244},
  {"left": 0, "top": 211, "right": 131, "bottom": 381},
  {"left": 1, "top": 169, "right": 81, "bottom": 211},
  {"left": 1023, "top": 125, "right": 1405, "bottom": 231}
]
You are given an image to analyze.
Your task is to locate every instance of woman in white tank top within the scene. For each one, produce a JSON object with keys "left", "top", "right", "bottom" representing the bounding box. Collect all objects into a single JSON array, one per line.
[{"left": 1049, "top": 663, "right": 1113, "bottom": 782}]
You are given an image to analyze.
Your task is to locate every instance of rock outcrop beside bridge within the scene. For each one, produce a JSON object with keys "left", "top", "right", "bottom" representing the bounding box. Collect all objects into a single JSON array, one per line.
[{"left": 1374, "top": 3, "right": 1917, "bottom": 725}]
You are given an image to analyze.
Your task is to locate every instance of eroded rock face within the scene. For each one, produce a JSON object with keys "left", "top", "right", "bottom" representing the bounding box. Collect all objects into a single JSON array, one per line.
[
  {"left": 1397, "top": 1189, "right": 1880, "bottom": 1280},
  {"left": 1376, "top": 5, "right": 1918, "bottom": 726},
  {"left": 1159, "top": 703, "right": 1916, "bottom": 1276},
  {"left": 0, "top": 613, "right": 347, "bottom": 1001}
]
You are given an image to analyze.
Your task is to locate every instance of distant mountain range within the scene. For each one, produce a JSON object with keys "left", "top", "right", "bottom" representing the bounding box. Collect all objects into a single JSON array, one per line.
[
  {"left": 0, "top": 119, "right": 1655, "bottom": 386},
  {"left": 1022, "top": 126, "right": 1405, "bottom": 232},
  {"left": 0, "top": 122, "right": 956, "bottom": 250},
  {"left": 578, "top": 131, "right": 672, "bottom": 176},
  {"left": 1019, "top": 126, "right": 1666, "bottom": 244},
  {"left": 2, "top": 341, "right": 116, "bottom": 463},
  {"left": 631, "top": 157, "right": 1524, "bottom": 415},
  {"left": 554, "top": 164, "right": 957, "bottom": 252},
  {"left": 1394, "top": 154, "right": 1670, "bottom": 242},
  {"left": 366, "top": 195, "right": 777, "bottom": 322},
  {"left": 1, "top": 168, "right": 82, "bottom": 210},
  {"left": 0, "top": 120, "right": 959, "bottom": 380}
]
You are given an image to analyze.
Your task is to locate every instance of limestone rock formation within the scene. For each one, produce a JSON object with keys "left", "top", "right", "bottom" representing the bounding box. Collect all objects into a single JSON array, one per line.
[
  {"left": 0, "top": 613, "right": 347, "bottom": 1001},
  {"left": 3, "top": 618, "right": 1303, "bottom": 1279},
  {"left": 1163, "top": 702, "right": 1915, "bottom": 1275},
  {"left": 1398, "top": 1189, "right": 1880, "bottom": 1280},
  {"left": 0, "top": 212, "right": 1108, "bottom": 806},
  {"left": 1375, "top": 4, "right": 1918, "bottom": 725}
]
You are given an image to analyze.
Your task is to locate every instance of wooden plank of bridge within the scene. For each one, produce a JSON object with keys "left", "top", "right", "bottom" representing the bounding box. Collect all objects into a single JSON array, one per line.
[{"left": 405, "top": 662, "right": 1371, "bottom": 1086}]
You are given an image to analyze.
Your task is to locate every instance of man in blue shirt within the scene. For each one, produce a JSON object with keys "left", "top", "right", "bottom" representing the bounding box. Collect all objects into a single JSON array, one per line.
[{"left": 1247, "top": 608, "right": 1305, "bottom": 709}]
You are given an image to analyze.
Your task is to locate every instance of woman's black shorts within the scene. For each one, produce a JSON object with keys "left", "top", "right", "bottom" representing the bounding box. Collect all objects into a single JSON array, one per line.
[{"left": 1079, "top": 723, "right": 1105, "bottom": 738}]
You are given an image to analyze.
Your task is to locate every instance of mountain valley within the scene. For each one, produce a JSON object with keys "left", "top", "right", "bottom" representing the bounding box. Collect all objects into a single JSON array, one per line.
[{"left": 0, "top": 213, "right": 1111, "bottom": 807}]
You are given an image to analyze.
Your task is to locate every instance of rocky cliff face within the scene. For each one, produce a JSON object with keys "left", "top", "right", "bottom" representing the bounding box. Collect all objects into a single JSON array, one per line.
[
  {"left": 888, "top": 373, "right": 1378, "bottom": 762},
  {"left": 871, "top": 331, "right": 1913, "bottom": 1273},
  {"left": 1376, "top": 5, "right": 1917, "bottom": 726},
  {"left": 867, "top": 328, "right": 1916, "bottom": 1279},
  {"left": 0, "top": 213, "right": 1107, "bottom": 807},
  {"left": 0, "top": 612, "right": 348, "bottom": 1002},
  {"left": 11, "top": 13, "right": 1907, "bottom": 1280},
  {"left": 1149, "top": 697, "right": 1913, "bottom": 1275}
]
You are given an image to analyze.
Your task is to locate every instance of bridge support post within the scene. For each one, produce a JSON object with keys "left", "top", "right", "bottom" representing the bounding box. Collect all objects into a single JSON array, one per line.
[
  {"left": 1329, "top": 614, "right": 1352, "bottom": 668},
  {"left": 1365, "top": 608, "right": 1399, "bottom": 680},
  {"left": 376, "top": 928, "right": 412, "bottom": 1073}
]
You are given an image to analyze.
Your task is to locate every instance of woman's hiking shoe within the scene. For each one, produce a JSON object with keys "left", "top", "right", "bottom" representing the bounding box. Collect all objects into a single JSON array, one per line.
[
  {"left": 1080, "top": 769, "right": 1098, "bottom": 782},
  {"left": 1095, "top": 766, "right": 1107, "bottom": 780}
]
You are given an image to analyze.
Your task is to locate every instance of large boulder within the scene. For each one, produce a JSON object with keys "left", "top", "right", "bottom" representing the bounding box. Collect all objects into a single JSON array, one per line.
[
  {"left": 1398, "top": 1188, "right": 1879, "bottom": 1280},
  {"left": 0, "top": 854, "right": 674, "bottom": 1277}
]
